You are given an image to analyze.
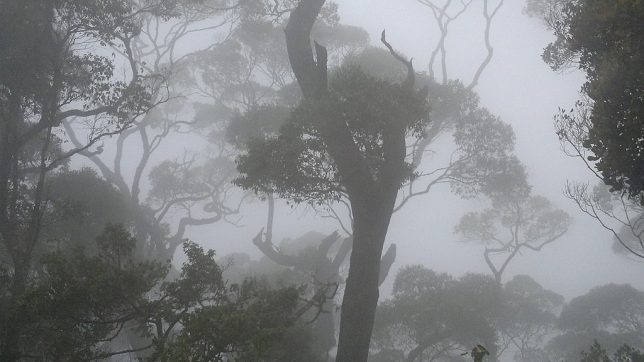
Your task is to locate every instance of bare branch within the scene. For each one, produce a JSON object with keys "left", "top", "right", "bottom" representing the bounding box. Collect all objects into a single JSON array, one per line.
[{"left": 467, "top": 0, "right": 505, "bottom": 89}]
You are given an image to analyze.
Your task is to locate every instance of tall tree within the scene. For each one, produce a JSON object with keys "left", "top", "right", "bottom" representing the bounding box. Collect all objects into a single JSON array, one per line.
[
  {"left": 238, "top": 3, "right": 429, "bottom": 358},
  {"left": 0, "top": 1, "right": 165, "bottom": 359},
  {"left": 232, "top": 0, "right": 523, "bottom": 359}
]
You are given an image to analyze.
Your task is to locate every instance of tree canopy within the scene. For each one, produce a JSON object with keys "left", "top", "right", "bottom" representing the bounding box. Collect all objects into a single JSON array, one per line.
[
  {"left": 541, "top": 0, "right": 644, "bottom": 201},
  {"left": 548, "top": 283, "right": 644, "bottom": 361}
]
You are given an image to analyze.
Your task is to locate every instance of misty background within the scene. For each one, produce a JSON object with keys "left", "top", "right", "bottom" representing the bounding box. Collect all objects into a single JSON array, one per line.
[{"left": 160, "top": 0, "right": 642, "bottom": 300}]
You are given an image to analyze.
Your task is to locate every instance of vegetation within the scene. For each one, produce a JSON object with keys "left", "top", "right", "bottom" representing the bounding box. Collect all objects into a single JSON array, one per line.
[
  {"left": 527, "top": 0, "right": 644, "bottom": 260},
  {"left": 1, "top": 223, "right": 309, "bottom": 360},
  {"left": 0, "top": 0, "right": 643, "bottom": 361}
]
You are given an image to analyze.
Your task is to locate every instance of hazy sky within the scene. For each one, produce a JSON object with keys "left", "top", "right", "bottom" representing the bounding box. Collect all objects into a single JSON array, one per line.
[{"left": 182, "top": 0, "right": 644, "bottom": 301}]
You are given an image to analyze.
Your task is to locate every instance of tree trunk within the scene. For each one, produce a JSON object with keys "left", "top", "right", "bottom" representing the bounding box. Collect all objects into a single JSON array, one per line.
[
  {"left": 0, "top": 98, "right": 23, "bottom": 362},
  {"left": 283, "top": 1, "right": 411, "bottom": 360},
  {"left": 336, "top": 194, "right": 396, "bottom": 362}
]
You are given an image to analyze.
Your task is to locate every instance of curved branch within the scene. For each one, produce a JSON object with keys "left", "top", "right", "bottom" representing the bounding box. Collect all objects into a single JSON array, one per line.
[
  {"left": 381, "top": 30, "right": 415, "bottom": 89},
  {"left": 252, "top": 228, "right": 307, "bottom": 268},
  {"left": 467, "top": 0, "right": 505, "bottom": 89}
]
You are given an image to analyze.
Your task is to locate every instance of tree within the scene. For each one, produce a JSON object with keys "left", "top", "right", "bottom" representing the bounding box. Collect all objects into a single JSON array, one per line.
[
  {"left": 5, "top": 1, "right": 283, "bottom": 356},
  {"left": 371, "top": 269, "right": 564, "bottom": 362},
  {"left": 44, "top": 168, "right": 134, "bottom": 254},
  {"left": 527, "top": 0, "right": 644, "bottom": 260},
  {"left": 236, "top": 3, "right": 430, "bottom": 357},
  {"left": 0, "top": 1, "right": 165, "bottom": 358},
  {"left": 371, "top": 266, "right": 500, "bottom": 362},
  {"left": 548, "top": 283, "right": 644, "bottom": 361},
  {"left": 500, "top": 275, "right": 564, "bottom": 362},
  {"left": 218, "top": 231, "right": 356, "bottom": 360},
  {"left": 232, "top": 0, "right": 523, "bottom": 359},
  {"left": 455, "top": 191, "right": 571, "bottom": 284},
  {"left": 10, "top": 224, "right": 166, "bottom": 360},
  {"left": 2, "top": 222, "right": 310, "bottom": 360},
  {"left": 544, "top": 0, "right": 644, "bottom": 201},
  {"left": 564, "top": 182, "right": 644, "bottom": 259},
  {"left": 62, "top": 0, "right": 259, "bottom": 264},
  {"left": 252, "top": 230, "right": 353, "bottom": 354},
  {"left": 580, "top": 341, "right": 644, "bottom": 362}
]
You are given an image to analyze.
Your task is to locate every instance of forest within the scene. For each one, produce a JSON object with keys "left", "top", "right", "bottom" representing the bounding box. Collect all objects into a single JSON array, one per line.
[{"left": 0, "top": 0, "right": 643, "bottom": 361}]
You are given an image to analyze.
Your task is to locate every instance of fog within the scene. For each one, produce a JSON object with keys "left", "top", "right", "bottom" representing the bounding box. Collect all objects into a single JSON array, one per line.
[
  {"left": 184, "top": 0, "right": 644, "bottom": 299},
  {"left": 2, "top": 0, "right": 643, "bottom": 361}
]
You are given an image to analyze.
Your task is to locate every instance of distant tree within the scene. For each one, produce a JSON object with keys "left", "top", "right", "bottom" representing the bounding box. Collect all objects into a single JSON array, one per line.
[
  {"left": 62, "top": 0, "right": 265, "bottom": 264},
  {"left": 548, "top": 283, "right": 644, "bottom": 361},
  {"left": 578, "top": 340, "right": 644, "bottom": 362},
  {"left": 371, "top": 270, "right": 563, "bottom": 362},
  {"left": 414, "top": 0, "right": 506, "bottom": 88},
  {"left": 371, "top": 266, "right": 500, "bottom": 362},
  {"left": 500, "top": 275, "right": 564, "bottom": 362},
  {"left": 579, "top": 341, "right": 644, "bottom": 362},
  {"left": 563, "top": 182, "right": 644, "bottom": 260},
  {"left": 455, "top": 190, "right": 571, "bottom": 284},
  {"left": 580, "top": 341, "right": 612, "bottom": 362}
]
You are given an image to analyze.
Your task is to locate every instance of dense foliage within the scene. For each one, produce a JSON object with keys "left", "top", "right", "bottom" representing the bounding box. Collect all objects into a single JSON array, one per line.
[
  {"left": 1, "top": 224, "right": 309, "bottom": 360},
  {"left": 543, "top": 0, "right": 644, "bottom": 201},
  {"left": 1, "top": 0, "right": 643, "bottom": 360}
]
